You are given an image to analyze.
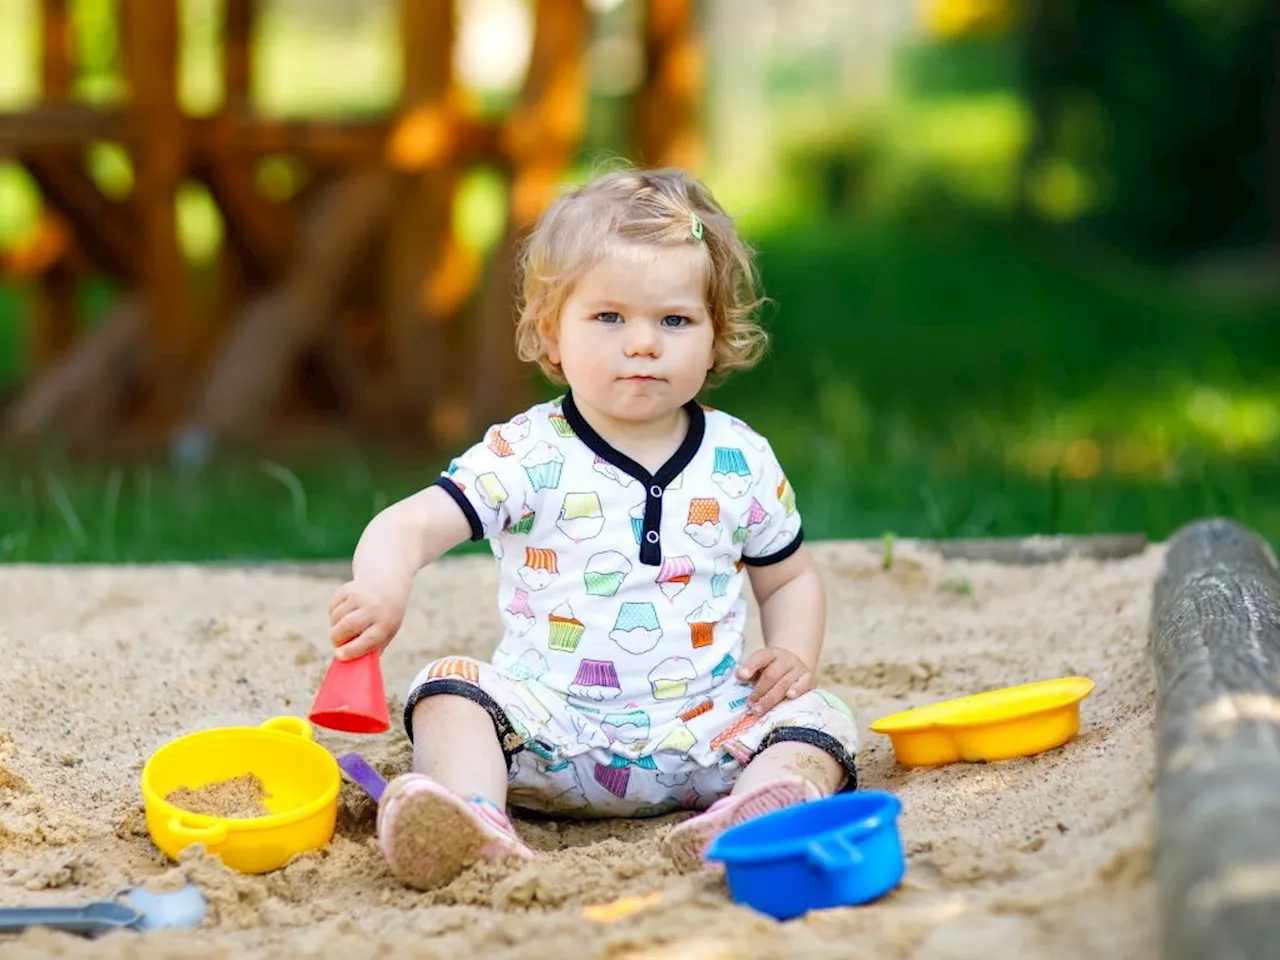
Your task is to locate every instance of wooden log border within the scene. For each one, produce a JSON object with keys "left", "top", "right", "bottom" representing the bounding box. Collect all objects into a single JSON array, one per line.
[{"left": 1150, "top": 518, "right": 1280, "bottom": 960}]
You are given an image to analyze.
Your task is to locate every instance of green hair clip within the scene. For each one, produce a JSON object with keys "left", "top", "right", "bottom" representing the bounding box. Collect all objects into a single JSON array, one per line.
[{"left": 690, "top": 212, "right": 704, "bottom": 241}]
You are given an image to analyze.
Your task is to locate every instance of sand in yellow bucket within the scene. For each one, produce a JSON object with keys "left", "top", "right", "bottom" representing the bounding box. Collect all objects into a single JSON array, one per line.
[
  {"left": 140, "top": 716, "right": 340, "bottom": 874},
  {"left": 869, "top": 676, "right": 1096, "bottom": 767}
]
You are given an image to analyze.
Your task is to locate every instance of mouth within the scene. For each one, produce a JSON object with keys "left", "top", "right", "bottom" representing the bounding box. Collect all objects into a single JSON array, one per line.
[{"left": 621, "top": 375, "right": 661, "bottom": 382}]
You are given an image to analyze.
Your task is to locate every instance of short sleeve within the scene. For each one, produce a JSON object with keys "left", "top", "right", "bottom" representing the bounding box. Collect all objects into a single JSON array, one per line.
[
  {"left": 433, "top": 416, "right": 537, "bottom": 541},
  {"left": 741, "top": 439, "right": 804, "bottom": 565}
]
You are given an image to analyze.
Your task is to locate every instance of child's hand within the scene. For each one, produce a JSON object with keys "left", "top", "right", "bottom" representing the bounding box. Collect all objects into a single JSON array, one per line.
[
  {"left": 735, "top": 648, "right": 814, "bottom": 716},
  {"left": 328, "top": 581, "right": 406, "bottom": 660}
]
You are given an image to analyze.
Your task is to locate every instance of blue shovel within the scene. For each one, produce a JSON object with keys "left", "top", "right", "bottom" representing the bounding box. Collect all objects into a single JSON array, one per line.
[{"left": 0, "top": 883, "right": 207, "bottom": 937}]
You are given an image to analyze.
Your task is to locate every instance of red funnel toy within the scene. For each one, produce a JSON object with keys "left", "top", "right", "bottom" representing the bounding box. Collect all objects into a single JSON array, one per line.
[{"left": 309, "top": 652, "right": 391, "bottom": 734}]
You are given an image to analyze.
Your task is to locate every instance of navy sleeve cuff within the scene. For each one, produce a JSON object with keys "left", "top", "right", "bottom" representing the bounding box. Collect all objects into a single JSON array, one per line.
[
  {"left": 433, "top": 477, "right": 484, "bottom": 541},
  {"left": 742, "top": 527, "right": 804, "bottom": 567}
]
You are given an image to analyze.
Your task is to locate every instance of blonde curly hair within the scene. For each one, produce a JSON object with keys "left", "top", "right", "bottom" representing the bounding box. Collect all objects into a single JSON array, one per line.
[{"left": 514, "top": 167, "right": 769, "bottom": 388}]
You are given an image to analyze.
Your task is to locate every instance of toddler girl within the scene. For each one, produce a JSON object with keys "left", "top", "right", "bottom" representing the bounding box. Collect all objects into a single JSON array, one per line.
[{"left": 327, "top": 167, "right": 860, "bottom": 890}]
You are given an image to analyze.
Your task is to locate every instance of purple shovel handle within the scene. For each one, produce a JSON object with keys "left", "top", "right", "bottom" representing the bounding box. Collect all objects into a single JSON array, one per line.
[{"left": 337, "top": 752, "right": 387, "bottom": 803}]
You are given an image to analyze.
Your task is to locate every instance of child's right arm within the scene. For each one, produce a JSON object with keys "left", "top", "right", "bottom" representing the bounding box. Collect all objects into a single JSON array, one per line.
[{"left": 328, "top": 485, "right": 473, "bottom": 659}]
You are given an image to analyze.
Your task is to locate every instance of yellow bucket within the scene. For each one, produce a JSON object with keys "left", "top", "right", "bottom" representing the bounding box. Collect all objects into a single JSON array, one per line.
[
  {"left": 869, "top": 677, "right": 1096, "bottom": 767},
  {"left": 140, "top": 716, "right": 340, "bottom": 874}
]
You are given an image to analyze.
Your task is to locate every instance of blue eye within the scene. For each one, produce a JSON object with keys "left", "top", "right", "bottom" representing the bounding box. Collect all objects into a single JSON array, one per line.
[
  {"left": 596, "top": 311, "right": 622, "bottom": 324},
  {"left": 662, "top": 315, "right": 690, "bottom": 328}
]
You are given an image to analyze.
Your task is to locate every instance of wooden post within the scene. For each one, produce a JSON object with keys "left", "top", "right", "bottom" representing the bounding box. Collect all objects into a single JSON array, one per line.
[
  {"left": 120, "top": 0, "right": 189, "bottom": 409},
  {"left": 632, "top": 0, "right": 702, "bottom": 169},
  {"left": 223, "top": 0, "right": 252, "bottom": 105},
  {"left": 7, "top": 297, "right": 149, "bottom": 446},
  {"left": 180, "top": 170, "right": 394, "bottom": 448},
  {"left": 474, "top": 0, "right": 589, "bottom": 431},
  {"left": 382, "top": 0, "right": 459, "bottom": 442},
  {"left": 21, "top": 152, "right": 138, "bottom": 278},
  {"left": 202, "top": 0, "right": 297, "bottom": 301},
  {"left": 1149, "top": 517, "right": 1280, "bottom": 960},
  {"left": 32, "top": 0, "right": 76, "bottom": 372},
  {"left": 41, "top": 0, "right": 71, "bottom": 100}
]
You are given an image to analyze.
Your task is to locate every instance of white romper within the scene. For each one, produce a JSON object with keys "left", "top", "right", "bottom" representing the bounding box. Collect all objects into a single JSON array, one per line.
[{"left": 405, "top": 392, "right": 859, "bottom": 817}]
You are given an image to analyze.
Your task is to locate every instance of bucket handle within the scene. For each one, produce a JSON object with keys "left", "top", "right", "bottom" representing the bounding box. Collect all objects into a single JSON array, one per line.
[
  {"left": 261, "top": 716, "right": 313, "bottom": 740},
  {"left": 168, "top": 816, "right": 228, "bottom": 850},
  {"left": 807, "top": 834, "right": 864, "bottom": 872}
]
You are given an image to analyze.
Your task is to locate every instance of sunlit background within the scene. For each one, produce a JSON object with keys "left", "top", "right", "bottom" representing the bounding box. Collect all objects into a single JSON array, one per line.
[{"left": 1, "top": 0, "right": 1278, "bottom": 561}]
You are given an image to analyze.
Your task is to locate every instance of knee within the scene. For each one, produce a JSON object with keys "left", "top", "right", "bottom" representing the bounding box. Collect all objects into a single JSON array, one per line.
[
  {"left": 408, "top": 691, "right": 496, "bottom": 743},
  {"left": 405, "top": 657, "right": 494, "bottom": 742}
]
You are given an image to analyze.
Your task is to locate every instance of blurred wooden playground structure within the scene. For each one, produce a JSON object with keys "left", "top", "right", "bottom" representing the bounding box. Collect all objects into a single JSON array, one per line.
[{"left": 0, "top": 0, "right": 700, "bottom": 457}]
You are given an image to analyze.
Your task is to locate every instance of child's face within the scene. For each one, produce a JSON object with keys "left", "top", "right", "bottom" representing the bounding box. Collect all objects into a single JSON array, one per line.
[{"left": 545, "top": 243, "right": 715, "bottom": 427}]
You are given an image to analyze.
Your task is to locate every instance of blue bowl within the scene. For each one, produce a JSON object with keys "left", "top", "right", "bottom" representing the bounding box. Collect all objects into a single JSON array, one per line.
[{"left": 704, "top": 790, "right": 905, "bottom": 920}]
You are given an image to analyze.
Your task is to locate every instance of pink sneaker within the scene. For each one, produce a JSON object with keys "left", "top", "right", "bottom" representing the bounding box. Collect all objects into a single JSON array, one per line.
[
  {"left": 662, "top": 777, "right": 822, "bottom": 873},
  {"left": 376, "top": 773, "right": 535, "bottom": 890}
]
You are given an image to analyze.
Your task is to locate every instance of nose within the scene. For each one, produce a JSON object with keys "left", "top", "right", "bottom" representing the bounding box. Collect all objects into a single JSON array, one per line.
[{"left": 624, "top": 319, "right": 661, "bottom": 357}]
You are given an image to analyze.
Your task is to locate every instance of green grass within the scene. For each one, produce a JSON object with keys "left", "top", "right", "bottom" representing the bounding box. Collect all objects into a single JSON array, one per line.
[{"left": 3, "top": 209, "right": 1279, "bottom": 563}]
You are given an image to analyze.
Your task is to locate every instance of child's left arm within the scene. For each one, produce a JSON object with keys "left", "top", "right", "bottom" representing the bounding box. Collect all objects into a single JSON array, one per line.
[{"left": 737, "top": 545, "right": 825, "bottom": 715}]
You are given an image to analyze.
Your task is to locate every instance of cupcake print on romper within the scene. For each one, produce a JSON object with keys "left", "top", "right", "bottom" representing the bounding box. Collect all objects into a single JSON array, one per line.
[
  {"left": 711, "top": 447, "right": 752, "bottom": 498},
  {"left": 712, "top": 651, "right": 737, "bottom": 682},
  {"left": 504, "top": 588, "right": 537, "bottom": 636},
  {"left": 593, "top": 454, "right": 631, "bottom": 487},
  {"left": 684, "top": 498, "right": 723, "bottom": 548},
  {"left": 569, "top": 659, "right": 621, "bottom": 701},
  {"left": 685, "top": 601, "right": 718, "bottom": 649},
  {"left": 521, "top": 441, "right": 564, "bottom": 492},
  {"left": 595, "top": 755, "right": 658, "bottom": 797},
  {"left": 729, "top": 417, "right": 768, "bottom": 452},
  {"left": 735, "top": 497, "right": 769, "bottom": 544},
  {"left": 648, "top": 656, "right": 697, "bottom": 699},
  {"left": 509, "top": 648, "right": 549, "bottom": 681},
  {"left": 557, "top": 492, "right": 604, "bottom": 542},
  {"left": 584, "top": 550, "right": 632, "bottom": 596},
  {"left": 548, "top": 411, "right": 574, "bottom": 438},
  {"left": 512, "top": 680, "right": 554, "bottom": 726},
  {"left": 508, "top": 502, "right": 536, "bottom": 535},
  {"left": 602, "top": 709, "right": 650, "bottom": 745},
  {"left": 547, "top": 601, "right": 586, "bottom": 652},
  {"left": 629, "top": 502, "right": 645, "bottom": 544},
  {"left": 499, "top": 414, "right": 532, "bottom": 446},
  {"left": 711, "top": 554, "right": 739, "bottom": 597},
  {"left": 680, "top": 696, "right": 713, "bottom": 722},
  {"left": 656, "top": 556, "right": 694, "bottom": 601},
  {"left": 425, "top": 657, "right": 481, "bottom": 683},
  {"left": 503, "top": 689, "right": 551, "bottom": 742},
  {"left": 777, "top": 475, "right": 797, "bottom": 516},
  {"left": 609, "top": 602, "right": 662, "bottom": 654},
  {"left": 815, "top": 689, "right": 855, "bottom": 718},
  {"left": 519, "top": 547, "right": 559, "bottom": 590},
  {"left": 475, "top": 472, "right": 509, "bottom": 512},
  {"left": 485, "top": 426, "right": 515, "bottom": 458},
  {"left": 654, "top": 724, "right": 697, "bottom": 758}
]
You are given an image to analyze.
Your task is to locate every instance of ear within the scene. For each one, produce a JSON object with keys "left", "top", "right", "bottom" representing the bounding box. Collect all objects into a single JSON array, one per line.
[{"left": 539, "top": 315, "right": 561, "bottom": 364}]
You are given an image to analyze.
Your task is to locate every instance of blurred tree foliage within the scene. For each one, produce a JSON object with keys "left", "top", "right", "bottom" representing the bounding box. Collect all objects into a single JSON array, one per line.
[{"left": 1018, "top": 0, "right": 1280, "bottom": 261}]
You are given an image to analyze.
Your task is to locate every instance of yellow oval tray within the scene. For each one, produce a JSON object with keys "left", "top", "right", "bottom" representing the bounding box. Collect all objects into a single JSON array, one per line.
[{"left": 869, "top": 676, "right": 1096, "bottom": 767}]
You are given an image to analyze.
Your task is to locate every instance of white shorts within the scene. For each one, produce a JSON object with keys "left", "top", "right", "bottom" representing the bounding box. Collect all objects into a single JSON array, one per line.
[{"left": 404, "top": 656, "right": 860, "bottom": 817}]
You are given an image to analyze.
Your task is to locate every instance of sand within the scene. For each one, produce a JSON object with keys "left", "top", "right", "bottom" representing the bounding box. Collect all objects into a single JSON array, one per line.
[{"left": 0, "top": 540, "right": 1159, "bottom": 959}]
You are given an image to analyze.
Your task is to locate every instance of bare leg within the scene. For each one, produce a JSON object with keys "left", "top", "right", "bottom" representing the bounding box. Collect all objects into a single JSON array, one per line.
[
  {"left": 410, "top": 694, "right": 508, "bottom": 807},
  {"left": 731, "top": 740, "right": 845, "bottom": 798},
  {"left": 378, "top": 694, "right": 530, "bottom": 891}
]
